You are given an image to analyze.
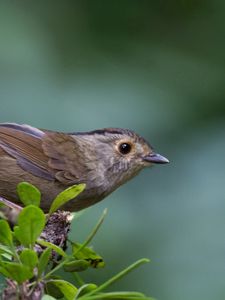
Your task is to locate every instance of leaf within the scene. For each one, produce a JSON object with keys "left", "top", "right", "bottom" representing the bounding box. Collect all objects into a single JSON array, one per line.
[
  {"left": 0, "top": 266, "right": 10, "bottom": 277},
  {"left": 0, "top": 261, "right": 33, "bottom": 284},
  {"left": 17, "top": 182, "right": 41, "bottom": 207},
  {"left": 49, "top": 184, "right": 86, "bottom": 214},
  {"left": 86, "top": 258, "right": 150, "bottom": 296},
  {"left": 0, "top": 219, "right": 13, "bottom": 247},
  {"left": 0, "top": 244, "right": 13, "bottom": 255},
  {"left": 75, "top": 291, "right": 153, "bottom": 299},
  {"left": 0, "top": 245, "right": 13, "bottom": 260},
  {"left": 46, "top": 281, "right": 64, "bottom": 299},
  {"left": 41, "top": 295, "right": 57, "bottom": 300},
  {"left": 20, "top": 249, "right": 38, "bottom": 271},
  {"left": 0, "top": 253, "right": 12, "bottom": 260},
  {"left": 72, "top": 243, "right": 105, "bottom": 268},
  {"left": 38, "top": 248, "right": 51, "bottom": 278},
  {"left": 16, "top": 205, "right": 46, "bottom": 247},
  {"left": 13, "top": 225, "right": 21, "bottom": 243},
  {"left": 75, "top": 283, "right": 97, "bottom": 298},
  {"left": 37, "top": 239, "right": 66, "bottom": 257},
  {"left": 47, "top": 279, "right": 77, "bottom": 300},
  {"left": 63, "top": 259, "right": 90, "bottom": 272}
]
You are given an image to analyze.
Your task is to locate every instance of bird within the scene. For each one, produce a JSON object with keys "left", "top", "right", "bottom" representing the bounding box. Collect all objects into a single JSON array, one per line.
[{"left": 0, "top": 123, "right": 169, "bottom": 212}]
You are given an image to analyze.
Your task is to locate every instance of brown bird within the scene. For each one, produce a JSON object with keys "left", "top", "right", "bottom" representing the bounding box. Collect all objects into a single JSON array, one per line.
[{"left": 0, "top": 123, "right": 169, "bottom": 212}]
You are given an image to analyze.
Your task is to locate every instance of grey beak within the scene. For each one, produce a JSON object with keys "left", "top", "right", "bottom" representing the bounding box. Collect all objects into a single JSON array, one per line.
[{"left": 143, "top": 153, "right": 169, "bottom": 164}]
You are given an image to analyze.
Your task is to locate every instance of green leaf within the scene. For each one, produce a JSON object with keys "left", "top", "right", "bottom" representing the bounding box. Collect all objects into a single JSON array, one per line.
[
  {"left": 17, "top": 182, "right": 41, "bottom": 207},
  {"left": 84, "top": 258, "right": 150, "bottom": 296},
  {"left": 13, "top": 225, "right": 21, "bottom": 243},
  {"left": 63, "top": 259, "right": 90, "bottom": 272},
  {"left": 0, "top": 261, "right": 33, "bottom": 284},
  {"left": 37, "top": 239, "right": 66, "bottom": 257},
  {"left": 72, "top": 243, "right": 105, "bottom": 268},
  {"left": 0, "top": 244, "right": 13, "bottom": 255},
  {"left": 49, "top": 184, "right": 86, "bottom": 214},
  {"left": 20, "top": 249, "right": 38, "bottom": 271},
  {"left": 0, "top": 266, "right": 10, "bottom": 277},
  {"left": 0, "top": 252, "right": 12, "bottom": 260},
  {"left": 47, "top": 279, "right": 77, "bottom": 300},
  {"left": 16, "top": 205, "right": 46, "bottom": 247},
  {"left": 38, "top": 248, "right": 51, "bottom": 278},
  {"left": 74, "top": 283, "right": 97, "bottom": 298},
  {"left": 77, "top": 291, "right": 153, "bottom": 299},
  {"left": 41, "top": 295, "right": 57, "bottom": 300},
  {"left": 0, "top": 244, "right": 13, "bottom": 260},
  {"left": 46, "top": 281, "right": 64, "bottom": 299},
  {"left": 0, "top": 219, "right": 13, "bottom": 247}
]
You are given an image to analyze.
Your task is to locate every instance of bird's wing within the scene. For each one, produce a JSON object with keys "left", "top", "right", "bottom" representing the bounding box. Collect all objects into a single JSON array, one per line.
[
  {"left": 42, "top": 132, "right": 84, "bottom": 184},
  {"left": 0, "top": 123, "right": 54, "bottom": 180},
  {"left": 0, "top": 123, "right": 83, "bottom": 184}
]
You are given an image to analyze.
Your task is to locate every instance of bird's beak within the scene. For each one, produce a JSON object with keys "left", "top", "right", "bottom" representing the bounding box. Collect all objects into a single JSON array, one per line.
[{"left": 143, "top": 152, "right": 169, "bottom": 164}]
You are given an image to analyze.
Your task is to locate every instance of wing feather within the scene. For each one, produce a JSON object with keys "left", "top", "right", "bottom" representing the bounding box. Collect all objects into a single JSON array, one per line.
[
  {"left": 42, "top": 132, "right": 82, "bottom": 184},
  {"left": 0, "top": 123, "right": 85, "bottom": 185},
  {"left": 0, "top": 125, "right": 54, "bottom": 180}
]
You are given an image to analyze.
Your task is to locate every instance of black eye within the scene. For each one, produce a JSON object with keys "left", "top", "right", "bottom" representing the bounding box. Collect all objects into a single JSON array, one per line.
[{"left": 119, "top": 143, "right": 132, "bottom": 155}]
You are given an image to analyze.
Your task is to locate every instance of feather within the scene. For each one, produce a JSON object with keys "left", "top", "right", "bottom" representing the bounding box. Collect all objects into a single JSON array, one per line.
[
  {"left": 42, "top": 132, "right": 83, "bottom": 184},
  {"left": 0, "top": 124, "right": 86, "bottom": 185},
  {"left": 0, "top": 125, "right": 54, "bottom": 180}
]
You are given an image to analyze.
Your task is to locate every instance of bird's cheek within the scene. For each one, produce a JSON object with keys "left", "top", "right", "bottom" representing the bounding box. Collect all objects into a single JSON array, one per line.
[
  {"left": 139, "top": 158, "right": 152, "bottom": 168},
  {"left": 142, "top": 160, "right": 152, "bottom": 167},
  {"left": 119, "top": 159, "right": 130, "bottom": 172}
]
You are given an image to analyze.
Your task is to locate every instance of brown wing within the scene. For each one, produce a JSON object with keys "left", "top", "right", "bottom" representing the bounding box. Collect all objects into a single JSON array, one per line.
[
  {"left": 0, "top": 123, "right": 85, "bottom": 185},
  {"left": 0, "top": 124, "right": 54, "bottom": 180},
  {"left": 42, "top": 132, "right": 85, "bottom": 185}
]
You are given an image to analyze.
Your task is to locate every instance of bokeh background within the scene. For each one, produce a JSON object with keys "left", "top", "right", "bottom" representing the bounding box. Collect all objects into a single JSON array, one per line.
[{"left": 0, "top": 1, "right": 225, "bottom": 299}]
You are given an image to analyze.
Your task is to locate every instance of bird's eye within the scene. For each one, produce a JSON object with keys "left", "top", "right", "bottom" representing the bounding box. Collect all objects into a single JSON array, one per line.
[{"left": 119, "top": 142, "right": 132, "bottom": 155}]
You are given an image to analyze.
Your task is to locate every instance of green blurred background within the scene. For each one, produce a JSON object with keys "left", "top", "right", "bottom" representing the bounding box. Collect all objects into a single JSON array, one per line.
[{"left": 0, "top": 1, "right": 225, "bottom": 299}]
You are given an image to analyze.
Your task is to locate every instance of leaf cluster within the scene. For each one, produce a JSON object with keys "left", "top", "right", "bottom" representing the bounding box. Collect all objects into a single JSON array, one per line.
[{"left": 0, "top": 182, "right": 153, "bottom": 300}]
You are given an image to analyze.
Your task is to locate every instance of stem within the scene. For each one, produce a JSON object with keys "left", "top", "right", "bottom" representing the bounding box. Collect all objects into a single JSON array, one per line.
[
  {"left": 81, "top": 258, "right": 150, "bottom": 297},
  {"left": 79, "top": 291, "right": 152, "bottom": 300},
  {"left": 72, "top": 272, "right": 85, "bottom": 286},
  {"left": 43, "top": 257, "right": 69, "bottom": 279},
  {"left": 11, "top": 247, "right": 21, "bottom": 264},
  {"left": 74, "top": 208, "right": 107, "bottom": 256}
]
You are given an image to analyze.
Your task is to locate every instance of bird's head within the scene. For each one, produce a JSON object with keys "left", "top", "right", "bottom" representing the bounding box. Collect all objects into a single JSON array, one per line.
[{"left": 74, "top": 128, "right": 169, "bottom": 193}]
